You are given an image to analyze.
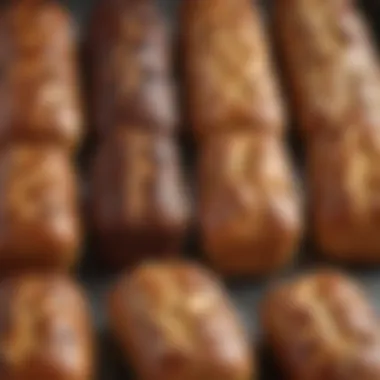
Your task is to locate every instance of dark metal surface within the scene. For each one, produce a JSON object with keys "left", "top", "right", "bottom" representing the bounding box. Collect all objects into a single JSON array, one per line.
[{"left": 59, "top": 0, "right": 380, "bottom": 379}]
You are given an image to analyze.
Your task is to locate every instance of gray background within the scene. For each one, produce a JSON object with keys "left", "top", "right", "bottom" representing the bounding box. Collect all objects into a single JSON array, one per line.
[{"left": 56, "top": 0, "right": 380, "bottom": 379}]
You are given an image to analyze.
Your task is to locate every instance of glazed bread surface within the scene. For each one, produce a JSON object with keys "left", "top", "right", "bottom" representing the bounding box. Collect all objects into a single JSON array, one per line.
[
  {"left": 0, "top": 0, "right": 83, "bottom": 150},
  {"left": 0, "top": 145, "right": 81, "bottom": 273},
  {"left": 182, "top": 0, "right": 285, "bottom": 137},
  {"left": 0, "top": 274, "right": 93, "bottom": 380},
  {"left": 261, "top": 270, "right": 380, "bottom": 380},
  {"left": 91, "top": 130, "right": 189, "bottom": 265},
  {"left": 199, "top": 132, "right": 302, "bottom": 276},
  {"left": 275, "top": 0, "right": 380, "bottom": 260},
  {"left": 108, "top": 261, "right": 254, "bottom": 380},
  {"left": 88, "top": 0, "right": 177, "bottom": 136}
]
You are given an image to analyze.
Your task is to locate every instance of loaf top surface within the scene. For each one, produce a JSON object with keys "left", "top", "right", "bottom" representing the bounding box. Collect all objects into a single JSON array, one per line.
[
  {"left": 276, "top": 0, "right": 380, "bottom": 136},
  {"left": 261, "top": 270, "right": 380, "bottom": 379},
  {"left": 182, "top": 0, "right": 285, "bottom": 134},
  {"left": 109, "top": 261, "right": 253, "bottom": 380}
]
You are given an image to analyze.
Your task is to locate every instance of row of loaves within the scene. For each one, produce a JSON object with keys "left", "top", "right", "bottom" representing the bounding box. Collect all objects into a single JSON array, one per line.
[
  {"left": 1, "top": 261, "right": 379, "bottom": 380},
  {"left": 1, "top": 0, "right": 380, "bottom": 277},
  {"left": 87, "top": 0, "right": 380, "bottom": 274}
]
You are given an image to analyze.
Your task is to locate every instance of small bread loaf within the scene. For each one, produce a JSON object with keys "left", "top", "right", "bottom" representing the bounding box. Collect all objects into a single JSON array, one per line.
[
  {"left": 181, "top": 0, "right": 285, "bottom": 138},
  {"left": 0, "top": 274, "right": 93, "bottom": 380},
  {"left": 0, "top": 0, "right": 83, "bottom": 150},
  {"left": 91, "top": 130, "right": 189, "bottom": 266},
  {"left": 0, "top": 145, "right": 81, "bottom": 273},
  {"left": 275, "top": 0, "right": 380, "bottom": 138},
  {"left": 261, "top": 270, "right": 380, "bottom": 380},
  {"left": 309, "top": 131, "right": 380, "bottom": 261},
  {"left": 108, "top": 261, "right": 254, "bottom": 380},
  {"left": 88, "top": 0, "right": 177, "bottom": 136},
  {"left": 199, "top": 132, "right": 302, "bottom": 276}
]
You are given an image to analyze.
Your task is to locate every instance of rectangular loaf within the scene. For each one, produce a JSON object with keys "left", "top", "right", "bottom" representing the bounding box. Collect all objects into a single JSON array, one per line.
[
  {"left": 181, "top": 0, "right": 285, "bottom": 138},
  {"left": 88, "top": 0, "right": 177, "bottom": 136},
  {"left": 198, "top": 132, "right": 302, "bottom": 276},
  {"left": 108, "top": 261, "right": 254, "bottom": 380},
  {"left": 0, "top": 145, "right": 81, "bottom": 274},
  {"left": 0, "top": 274, "right": 93, "bottom": 380},
  {"left": 91, "top": 130, "right": 190, "bottom": 266},
  {"left": 0, "top": 0, "right": 83, "bottom": 151},
  {"left": 261, "top": 271, "right": 380, "bottom": 380}
]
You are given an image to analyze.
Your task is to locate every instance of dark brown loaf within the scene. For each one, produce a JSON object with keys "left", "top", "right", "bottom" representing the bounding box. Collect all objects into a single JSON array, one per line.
[
  {"left": 0, "top": 0, "right": 83, "bottom": 150},
  {"left": 0, "top": 145, "right": 82, "bottom": 273},
  {"left": 199, "top": 132, "right": 302, "bottom": 276},
  {"left": 91, "top": 130, "right": 190, "bottom": 266},
  {"left": 261, "top": 270, "right": 380, "bottom": 380},
  {"left": 181, "top": 0, "right": 285, "bottom": 137},
  {"left": 309, "top": 130, "right": 380, "bottom": 262},
  {"left": 0, "top": 274, "right": 93, "bottom": 380},
  {"left": 108, "top": 261, "right": 254, "bottom": 380},
  {"left": 88, "top": 0, "right": 177, "bottom": 136},
  {"left": 275, "top": 0, "right": 380, "bottom": 261}
]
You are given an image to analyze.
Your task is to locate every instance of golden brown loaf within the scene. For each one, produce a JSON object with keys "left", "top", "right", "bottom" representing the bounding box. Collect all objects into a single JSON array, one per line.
[
  {"left": 91, "top": 130, "right": 190, "bottom": 266},
  {"left": 275, "top": 0, "right": 380, "bottom": 261},
  {"left": 108, "top": 261, "right": 254, "bottom": 380},
  {"left": 0, "top": 0, "right": 83, "bottom": 150},
  {"left": 199, "top": 132, "right": 302, "bottom": 276},
  {"left": 0, "top": 274, "right": 93, "bottom": 380},
  {"left": 275, "top": 0, "right": 380, "bottom": 138},
  {"left": 181, "top": 0, "right": 285, "bottom": 137},
  {"left": 88, "top": 0, "right": 177, "bottom": 136},
  {"left": 0, "top": 145, "right": 82, "bottom": 273},
  {"left": 261, "top": 270, "right": 380, "bottom": 380}
]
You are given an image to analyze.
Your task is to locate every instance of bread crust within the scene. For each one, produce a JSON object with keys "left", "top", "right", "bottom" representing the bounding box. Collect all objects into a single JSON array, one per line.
[
  {"left": 108, "top": 261, "right": 254, "bottom": 380},
  {"left": 0, "top": 274, "right": 93, "bottom": 380},
  {"left": 199, "top": 132, "right": 302, "bottom": 276},
  {"left": 88, "top": 0, "right": 177, "bottom": 136},
  {"left": 275, "top": 0, "right": 380, "bottom": 260},
  {"left": 91, "top": 130, "right": 190, "bottom": 265},
  {"left": 182, "top": 0, "right": 285, "bottom": 137},
  {"left": 261, "top": 271, "right": 380, "bottom": 380},
  {"left": 0, "top": 145, "right": 82, "bottom": 273},
  {"left": 0, "top": 0, "right": 83, "bottom": 150}
]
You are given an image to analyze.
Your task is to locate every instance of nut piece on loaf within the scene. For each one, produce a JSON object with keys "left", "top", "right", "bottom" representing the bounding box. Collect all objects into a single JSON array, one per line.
[
  {"left": 181, "top": 0, "right": 285, "bottom": 137},
  {"left": 108, "top": 261, "right": 255, "bottom": 380},
  {"left": 88, "top": 0, "right": 177, "bottom": 136},
  {"left": 0, "top": 274, "right": 93, "bottom": 380},
  {"left": 0, "top": 145, "right": 82, "bottom": 274},
  {"left": 261, "top": 270, "right": 380, "bottom": 380},
  {"left": 199, "top": 132, "right": 302, "bottom": 276},
  {"left": 0, "top": 0, "right": 83, "bottom": 150},
  {"left": 91, "top": 129, "right": 190, "bottom": 266},
  {"left": 275, "top": 0, "right": 380, "bottom": 260}
]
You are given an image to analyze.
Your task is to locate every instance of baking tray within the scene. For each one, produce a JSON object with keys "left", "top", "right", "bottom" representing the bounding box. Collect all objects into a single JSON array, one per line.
[{"left": 59, "top": 0, "right": 380, "bottom": 379}]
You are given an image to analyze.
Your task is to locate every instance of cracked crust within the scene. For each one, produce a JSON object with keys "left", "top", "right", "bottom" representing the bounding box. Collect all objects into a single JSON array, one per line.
[
  {"left": 261, "top": 271, "right": 380, "bottom": 380},
  {"left": 181, "top": 0, "right": 285, "bottom": 137},
  {"left": 0, "top": 274, "right": 93, "bottom": 380},
  {"left": 199, "top": 132, "right": 302, "bottom": 276},
  {"left": 91, "top": 130, "right": 190, "bottom": 265},
  {"left": 0, "top": 0, "right": 83, "bottom": 150},
  {"left": 88, "top": 0, "right": 177, "bottom": 135},
  {"left": 275, "top": 0, "right": 380, "bottom": 260},
  {"left": 108, "top": 261, "right": 254, "bottom": 380},
  {"left": 0, "top": 145, "right": 81, "bottom": 273}
]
